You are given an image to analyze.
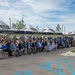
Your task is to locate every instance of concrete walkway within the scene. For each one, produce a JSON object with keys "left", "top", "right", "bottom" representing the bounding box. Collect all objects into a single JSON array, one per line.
[{"left": 0, "top": 47, "right": 75, "bottom": 75}]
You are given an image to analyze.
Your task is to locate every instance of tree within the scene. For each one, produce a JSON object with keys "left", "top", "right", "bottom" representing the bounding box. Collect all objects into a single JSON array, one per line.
[
  {"left": 56, "top": 24, "right": 61, "bottom": 32},
  {"left": 12, "top": 18, "right": 25, "bottom": 30}
]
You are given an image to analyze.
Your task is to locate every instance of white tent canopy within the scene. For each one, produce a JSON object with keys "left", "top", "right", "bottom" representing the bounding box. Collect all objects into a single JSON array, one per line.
[
  {"left": 0, "top": 27, "right": 2, "bottom": 30},
  {"left": 68, "top": 31, "right": 75, "bottom": 34},
  {"left": 0, "top": 20, "right": 7, "bottom": 25},
  {"left": 0, "top": 20, "right": 10, "bottom": 29},
  {"left": 21, "top": 25, "right": 38, "bottom": 32},
  {"left": 25, "top": 27, "right": 33, "bottom": 31},
  {"left": 41, "top": 26, "right": 55, "bottom": 33}
]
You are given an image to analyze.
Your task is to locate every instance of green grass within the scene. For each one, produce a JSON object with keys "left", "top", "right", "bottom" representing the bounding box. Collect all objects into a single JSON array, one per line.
[{"left": 71, "top": 50, "right": 75, "bottom": 53}]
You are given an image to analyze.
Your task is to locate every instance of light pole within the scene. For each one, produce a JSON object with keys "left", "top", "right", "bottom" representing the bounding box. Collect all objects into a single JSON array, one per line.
[
  {"left": 62, "top": 25, "right": 63, "bottom": 34},
  {"left": 64, "top": 26, "right": 66, "bottom": 34},
  {"left": 9, "top": 18, "right": 11, "bottom": 28}
]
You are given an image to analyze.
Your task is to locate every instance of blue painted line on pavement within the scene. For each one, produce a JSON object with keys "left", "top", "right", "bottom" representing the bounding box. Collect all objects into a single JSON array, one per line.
[
  {"left": 64, "top": 59, "right": 75, "bottom": 75},
  {"left": 38, "top": 61, "right": 66, "bottom": 75},
  {"left": 55, "top": 60, "right": 66, "bottom": 75},
  {"left": 13, "top": 70, "right": 32, "bottom": 75},
  {"left": 12, "top": 57, "right": 75, "bottom": 75}
]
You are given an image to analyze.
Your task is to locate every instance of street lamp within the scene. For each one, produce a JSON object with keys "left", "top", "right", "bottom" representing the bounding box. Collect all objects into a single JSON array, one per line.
[
  {"left": 9, "top": 18, "right": 11, "bottom": 27},
  {"left": 64, "top": 26, "right": 66, "bottom": 34},
  {"left": 62, "top": 25, "right": 63, "bottom": 34}
]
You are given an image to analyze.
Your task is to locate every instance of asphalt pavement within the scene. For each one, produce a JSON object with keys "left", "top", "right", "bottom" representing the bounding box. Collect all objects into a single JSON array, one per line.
[{"left": 0, "top": 47, "right": 75, "bottom": 75}]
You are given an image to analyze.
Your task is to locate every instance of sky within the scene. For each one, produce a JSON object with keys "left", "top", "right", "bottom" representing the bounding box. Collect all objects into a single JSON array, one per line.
[{"left": 0, "top": 0, "right": 75, "bottom": 34}]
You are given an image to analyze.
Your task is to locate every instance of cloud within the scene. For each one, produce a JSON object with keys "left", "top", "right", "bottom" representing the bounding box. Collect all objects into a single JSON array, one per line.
[
  {"left": 22, "top": 0, "right": 66, "bottom": 13},
  {"left": 0, "top": 0, "right": 9, "bottom": 7}
]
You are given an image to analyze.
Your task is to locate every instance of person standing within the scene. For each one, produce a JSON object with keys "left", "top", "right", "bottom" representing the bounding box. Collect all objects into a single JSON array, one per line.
[{"left": 32, "top": 40, "right": 36, "bottom": 54}]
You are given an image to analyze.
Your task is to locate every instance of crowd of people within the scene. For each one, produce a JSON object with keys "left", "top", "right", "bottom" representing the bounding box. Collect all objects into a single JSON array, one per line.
[{"left": 0, "top": 35, "right": 74, "bottom": 57}]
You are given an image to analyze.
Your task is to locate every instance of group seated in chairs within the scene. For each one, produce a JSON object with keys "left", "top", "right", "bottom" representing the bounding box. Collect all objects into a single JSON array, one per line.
[{"left": 0, "top": 35, "right": 74, "bottom": 58}]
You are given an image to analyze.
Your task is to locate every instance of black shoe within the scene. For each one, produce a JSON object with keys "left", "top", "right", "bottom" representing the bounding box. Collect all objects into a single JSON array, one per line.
[
  {"left": 19, "top": 54, "right": 21, "bottom": 56},
  {"left": 33, "top": 52, "right": 36, "bottom": 54},
  {"left": 28, "top": 53, "right": 31, "bottom": 55},
  {"left": 46, "top": 50, "right": 50, "bottom": 52},
  {"left": 16, "top": 55, "right": 18, "bottom": 57},
  {"left": 36, "top": 51, "right": 37, "bottom": 53},
  {"left": 9, "top": 56, "right": 12, "bottom": 58}
]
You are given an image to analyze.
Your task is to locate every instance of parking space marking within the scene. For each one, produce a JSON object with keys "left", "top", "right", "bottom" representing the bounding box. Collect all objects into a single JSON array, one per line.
[{"left": 38, "top": 57, "right": 75, "bottom": 75}]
